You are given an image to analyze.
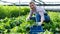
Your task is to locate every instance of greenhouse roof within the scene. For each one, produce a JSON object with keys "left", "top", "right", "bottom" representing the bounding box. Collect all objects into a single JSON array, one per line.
[{"left": 0, "top": 0, "right": 60, "bottom": 5}]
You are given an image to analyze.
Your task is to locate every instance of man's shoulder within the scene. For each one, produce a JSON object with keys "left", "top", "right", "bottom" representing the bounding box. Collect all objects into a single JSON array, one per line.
[
  {"left": 36, "top": 6, "right": 44, "bottom": 9},
  {"left": 36, "top": 6, "right": 44, "bottom": 11},
  {"left": 36, "top": 6, "right": 46, "bottom": 13},
  {"left": 36, "top": 6, "right": 40, "bottom": 9}
]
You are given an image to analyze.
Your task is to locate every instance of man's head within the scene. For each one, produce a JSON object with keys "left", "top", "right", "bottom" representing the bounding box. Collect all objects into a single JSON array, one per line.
[{"left": 29, "top": 2, "right": 36, "bottom": 9}]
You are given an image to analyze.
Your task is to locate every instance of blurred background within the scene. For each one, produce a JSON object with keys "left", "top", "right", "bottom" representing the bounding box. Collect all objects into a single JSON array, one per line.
[{"left": 0, "top": 0, "right": 60, "bottom": 34}]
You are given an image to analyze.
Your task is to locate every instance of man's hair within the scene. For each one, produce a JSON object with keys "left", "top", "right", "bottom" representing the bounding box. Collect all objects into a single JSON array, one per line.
[{"left": 29, "top": 2, "right": 35, "bottom": 4}]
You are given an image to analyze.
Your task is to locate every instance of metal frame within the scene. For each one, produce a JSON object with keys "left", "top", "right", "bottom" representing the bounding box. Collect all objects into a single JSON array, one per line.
[{"left": 0, "top": 0, "right": 60, "bottom": 6}]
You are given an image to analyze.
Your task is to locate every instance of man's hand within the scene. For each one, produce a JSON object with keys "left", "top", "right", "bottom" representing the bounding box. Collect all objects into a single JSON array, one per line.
[
  {"left": 26, "top": 17, "right": 30, "bottom": 21},
  {"left": 37, "top": 22, "right": 43, "bottom": 26}
]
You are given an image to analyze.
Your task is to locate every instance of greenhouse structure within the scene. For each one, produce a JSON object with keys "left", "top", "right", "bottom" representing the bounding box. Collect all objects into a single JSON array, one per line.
[{"left": 0, "top": 0, "right": 60, "bottom": 34}]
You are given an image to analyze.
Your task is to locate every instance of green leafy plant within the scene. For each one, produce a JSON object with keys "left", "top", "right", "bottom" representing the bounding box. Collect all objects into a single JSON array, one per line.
[{"left": 0, "top": 6, "right": 60, "bottom": 34}]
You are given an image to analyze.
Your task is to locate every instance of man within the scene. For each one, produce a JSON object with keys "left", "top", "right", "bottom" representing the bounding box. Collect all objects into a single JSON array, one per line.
[
  {"left": 26, "top": 2, "right": 50, "bottom": 34},
  {"left": 26, "top": 2, "right": 50, "bottom": 25}
]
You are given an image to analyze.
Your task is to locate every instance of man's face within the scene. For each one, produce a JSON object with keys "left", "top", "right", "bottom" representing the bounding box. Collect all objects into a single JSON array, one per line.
[{"left": 30, "top": 3, "right": 35, "bottom": 9}]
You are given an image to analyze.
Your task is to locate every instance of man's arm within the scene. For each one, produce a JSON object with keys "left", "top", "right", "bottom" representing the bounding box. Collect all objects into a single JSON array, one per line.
[
  {"left": 39, "top": 9, "right": 44, "bottom": 23},
  {"left": 26, "top": 10, "right": 33, "bottom": 20},
  {"left": 37, "top": 11, "right": 44, "bottom": 25}
]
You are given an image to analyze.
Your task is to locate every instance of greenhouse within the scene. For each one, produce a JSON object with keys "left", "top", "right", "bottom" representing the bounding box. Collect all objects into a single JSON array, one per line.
[{"left": 0, "top": 0, "right": 60, "bottom": 34}]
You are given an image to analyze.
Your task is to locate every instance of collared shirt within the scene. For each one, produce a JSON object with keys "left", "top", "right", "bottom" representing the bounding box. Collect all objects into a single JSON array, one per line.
[{"left": 28, "top": 6, "right": 46, "bottom": 21}]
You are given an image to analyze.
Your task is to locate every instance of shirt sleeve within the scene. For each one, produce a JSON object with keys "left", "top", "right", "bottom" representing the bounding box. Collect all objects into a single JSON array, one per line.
[
  {"left": 38, "top": 7, "right": 45, "bottom": 21},
  {"left": 41, "top": 6, "right": 47, "bottom": 13},
  {"left": 28, "top": 10, "right": 33, "bottom": 18}
]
